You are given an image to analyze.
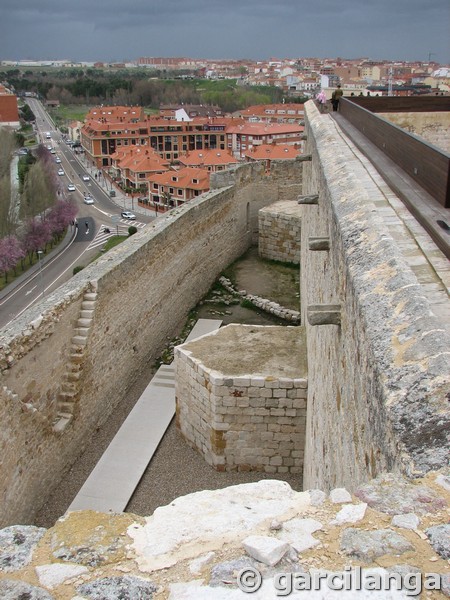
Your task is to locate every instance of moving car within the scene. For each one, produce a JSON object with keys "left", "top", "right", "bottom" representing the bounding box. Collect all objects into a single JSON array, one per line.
[
  {"left": 82, "top": 174, "right": 90, "bottom": 182},
  {"left": 121, "top": 211, "right": 136, "bottom": 219},
  {"left": 57, "top": 168, "right": 65, "bottom": 176},
  {"left": 83, "top": 196, "right": 94, "bottom": 205},
  {"left": 67, "top": 183, "right": 76, "bottom": 192}
]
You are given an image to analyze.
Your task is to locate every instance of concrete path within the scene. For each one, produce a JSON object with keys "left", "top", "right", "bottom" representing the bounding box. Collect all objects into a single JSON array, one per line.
[{"left": 67, "top": 318, "right": 222, "bottom": 514}]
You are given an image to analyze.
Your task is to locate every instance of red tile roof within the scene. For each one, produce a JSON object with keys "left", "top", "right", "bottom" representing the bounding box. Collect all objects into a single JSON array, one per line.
[
  {"left": 244, "top": 143, "right": 301, "bottom": 160},
  {"left": 177, "top": 148, "right": 238, "bottom": 168}
]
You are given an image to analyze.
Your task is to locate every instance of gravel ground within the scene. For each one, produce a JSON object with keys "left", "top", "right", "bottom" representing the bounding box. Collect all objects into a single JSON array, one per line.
[{"left": 34, "top": 368, "right": 300, "bottom": 528}]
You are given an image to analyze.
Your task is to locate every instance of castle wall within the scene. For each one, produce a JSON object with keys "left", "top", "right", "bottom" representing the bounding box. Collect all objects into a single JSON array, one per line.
[
  {"left": 379, "top": 111, "right": 450, "bottom": 153},
  {"left": 301, "top": 102, "right": 450, "bottom": 492},
  {"left": 258, "top": 200, "right": 302, "bottom": 264},
  {"left": 0, "top": 160, "right": 303, "bottom": 526}
]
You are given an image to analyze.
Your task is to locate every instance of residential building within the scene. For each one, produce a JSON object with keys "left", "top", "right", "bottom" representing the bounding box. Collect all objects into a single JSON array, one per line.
[
  {"left": 233, "top": 103, "right": 305, "bottom": 124},
  {"left": 160, "top": 104, "right": 223, "bottom": 119},
  {"left": 0, "top": 85, "right": 20, "bottom": 129},
  {"left": 148, "top": 166, "right": 210, "bottom": 210},
  {"left": 177, "top": 148, "right": 239, "bottom": 172},
  {"left": 243, "top": 142, "right": 301, "bottom": 164},
  {"left": 110, "top": 146, "right": 170, "bottom": 193},
  {"left": 226, "top": 122, "right": 304, "bottom": 158}
]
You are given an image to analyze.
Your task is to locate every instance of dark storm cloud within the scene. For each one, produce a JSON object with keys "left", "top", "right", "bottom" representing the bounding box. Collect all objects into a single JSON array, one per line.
[{"left": 0, "top": 0, "right": 449, "bottom": 63}]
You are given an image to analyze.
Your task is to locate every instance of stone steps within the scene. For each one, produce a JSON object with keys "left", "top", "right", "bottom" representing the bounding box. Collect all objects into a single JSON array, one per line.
[{"left": 54, "top": 287, "right": 97, "bottom": 434}]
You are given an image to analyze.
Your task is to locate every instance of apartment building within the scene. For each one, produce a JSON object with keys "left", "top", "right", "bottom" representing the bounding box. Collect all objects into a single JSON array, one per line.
[
  {"left": 148, "top": 167, "right": 210, "bottom": 210},
  {"left": 159, "top": 104, "right": 223, "bottom": 119},
  {"left": 244, "top": 142, "right": 301, "bottom": 163},
  {"left": 0, "top": 85, "right": 20, "bottom": 129},
  {"left": 233, "top": 103, "right": 305, "bottom": 124},
  {"left": 81, "top": 109, "right": 246, "bottom": 168},
  {"left": 226, "top": 122, "right": 304, "bottom": 158},
  {"left": 110, "top": 146, "right": 170, "bottom": 192},
  {"left": 177, "top": 148, "right": 239, "bottom": 172}
]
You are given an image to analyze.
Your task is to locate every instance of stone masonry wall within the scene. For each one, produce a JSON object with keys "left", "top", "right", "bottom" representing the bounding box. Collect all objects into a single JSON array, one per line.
[
  {"left": 301, "top": 101, "right": 450, "bottom": 493},
  {"left": 0, "top": 160, "right": 303, "bottom": 526},
  {"left": 175, "top": 324, "right": 307, "bottom": 476},
  {"left": 258, "top": 200, "right": 302, "bottom": 264},
  {"left": 379, "top": 111, "right": 450, "bottom": 153}
]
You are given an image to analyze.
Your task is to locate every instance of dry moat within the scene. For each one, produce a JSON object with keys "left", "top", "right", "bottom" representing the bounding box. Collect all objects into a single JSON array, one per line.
[{"left": 34, "top": 246, "right": 301, "bottom": 527}]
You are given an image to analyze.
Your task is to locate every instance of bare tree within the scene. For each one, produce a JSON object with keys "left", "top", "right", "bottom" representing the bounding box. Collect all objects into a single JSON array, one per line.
[
  {"left": 0, "top": 175, "right": 18, "bottom": 237},
  {"left": 0, "top": 129, "right": 16, "bottom": 179},
  {"left": 20, "top": 162, "right": 54, "bottom": 220}
]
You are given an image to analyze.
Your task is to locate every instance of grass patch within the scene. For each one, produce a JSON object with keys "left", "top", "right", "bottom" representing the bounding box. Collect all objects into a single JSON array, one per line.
[
  {"left": 92, "top": 235, "right": 127, "bottom": 260},
  {"left": 49, "top": 104, "right": 91, "bottom": 127}
]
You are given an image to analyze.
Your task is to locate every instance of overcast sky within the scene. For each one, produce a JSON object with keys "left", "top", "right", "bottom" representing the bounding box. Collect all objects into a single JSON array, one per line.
[{"left": 1, "top": 0, "right": 449, "bottom": 65}]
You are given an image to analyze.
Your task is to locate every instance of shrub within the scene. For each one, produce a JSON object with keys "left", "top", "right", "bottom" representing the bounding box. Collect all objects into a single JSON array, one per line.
[
  {"left": 128, "top": 226, "right": 138, "bottom": 236},
  {"left": 73, "top": 265, "right": 84, "bottom": 275}
]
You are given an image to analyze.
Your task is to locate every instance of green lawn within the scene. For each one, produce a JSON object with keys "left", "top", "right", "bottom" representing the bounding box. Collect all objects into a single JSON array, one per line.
[{"left": 49, "top": 104, "right": 91, "bottom": 126}]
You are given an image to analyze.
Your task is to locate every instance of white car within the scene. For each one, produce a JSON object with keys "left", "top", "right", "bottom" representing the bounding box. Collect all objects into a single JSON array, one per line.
[
  {"left": 67, "top": 183, "right": 76, "bottom": 192},
  {"left": 121, "top": 211, "right": 136, "bottom": 220},
  {"left": 57, "top": 168, "right": 65, "bottom": 176},
  {"left": 82, "top": 174, "right": 90, "bottom": 182},
  {"left": 83, "top": 196, "right": 94, "bottom": 205},
  {"left": 55, "top": 157, "right": 62, "bottom": 163}
]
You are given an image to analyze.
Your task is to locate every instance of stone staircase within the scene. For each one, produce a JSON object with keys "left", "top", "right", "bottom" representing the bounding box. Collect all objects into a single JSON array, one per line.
[{"left": 52, "top": 288, "right": 97, "bottom": 434}]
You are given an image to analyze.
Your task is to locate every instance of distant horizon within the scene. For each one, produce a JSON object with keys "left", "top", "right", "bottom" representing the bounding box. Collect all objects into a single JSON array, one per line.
[
  {"left": 2, "top": 54, "right": 448, "bottom": 67},
  {"left": 1, "top": 0, "right": 449, "bottom": 67}
]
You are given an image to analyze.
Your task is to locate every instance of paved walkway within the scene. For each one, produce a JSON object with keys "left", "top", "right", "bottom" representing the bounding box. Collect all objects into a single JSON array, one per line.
[{"left": 67, "top": 318, "right": 222, "bottom": 514}]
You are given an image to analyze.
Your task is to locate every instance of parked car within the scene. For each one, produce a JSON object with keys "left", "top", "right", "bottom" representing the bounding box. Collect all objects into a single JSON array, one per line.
[
  {"left": 57, "top": 168, "right": 65, "bottom": 176},
  {"left": 67, "top": 183, "right": 76, "bottom": 192},
  {"left": 83, "top": 196, "right": 94, "bottom": 205},
  {"left": 121, "top": 211, "right": 136, "bottom": 219},
  {"left": 82, "top": 174, "right": 90, "bottom": 182},
  {"left": 55, "top": 157, "right": 62, "bottom": 163}
]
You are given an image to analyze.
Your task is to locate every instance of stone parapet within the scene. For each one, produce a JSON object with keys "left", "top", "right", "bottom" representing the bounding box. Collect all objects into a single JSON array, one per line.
[
  {"left": 0, "top": 473, "right": 448, "bottom": 598},
  {"left": 301, "top": 101, "right": 450, "bottom": 492}
]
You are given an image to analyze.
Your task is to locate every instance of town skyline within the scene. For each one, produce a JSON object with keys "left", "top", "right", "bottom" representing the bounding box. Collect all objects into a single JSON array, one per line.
[{"left": 1, "top": 0, "right": 449, "bottom": 66}]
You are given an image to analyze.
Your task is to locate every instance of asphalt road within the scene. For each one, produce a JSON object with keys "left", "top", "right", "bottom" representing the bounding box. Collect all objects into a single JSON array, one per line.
[{"left": 0, "top": 100, "right": 154, "bottom": 329}]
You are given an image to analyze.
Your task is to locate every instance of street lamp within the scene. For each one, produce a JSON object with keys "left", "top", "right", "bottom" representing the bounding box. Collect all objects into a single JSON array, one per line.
[{"left": 37, "top": 250, "right": 45, "bottom": 298}]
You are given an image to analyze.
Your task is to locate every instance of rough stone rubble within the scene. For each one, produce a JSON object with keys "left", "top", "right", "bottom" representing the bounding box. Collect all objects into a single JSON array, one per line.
[{"left": 0, "top": 472, "right": 449, "bottom": 599}]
